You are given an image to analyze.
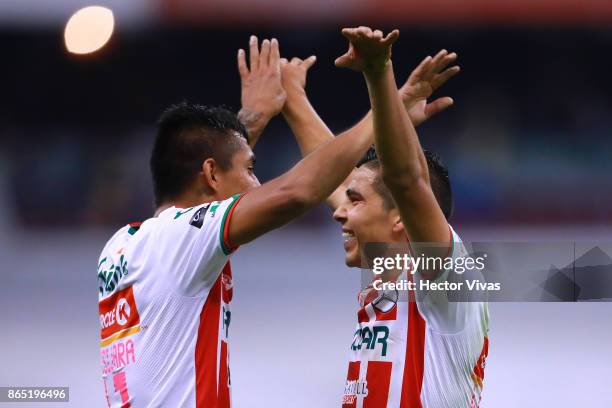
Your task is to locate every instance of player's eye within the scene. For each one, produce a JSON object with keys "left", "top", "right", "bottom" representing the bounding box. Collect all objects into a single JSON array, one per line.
[{"left": 348, "top": 193, "right": 363, "bottom": 204}]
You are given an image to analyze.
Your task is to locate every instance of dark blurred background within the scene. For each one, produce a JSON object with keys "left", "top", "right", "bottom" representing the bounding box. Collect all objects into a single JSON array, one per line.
[
  {"left": 2, "top": 0, "right": 612, "bottom": 229},
  {"left": 1, "top": 1, "right": 612, "bottom": 407}
]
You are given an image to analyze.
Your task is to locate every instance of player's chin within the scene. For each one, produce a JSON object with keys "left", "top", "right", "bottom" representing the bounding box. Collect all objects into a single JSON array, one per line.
[{"left": 344, "top": 245, "right": 361, "bottom": 268}]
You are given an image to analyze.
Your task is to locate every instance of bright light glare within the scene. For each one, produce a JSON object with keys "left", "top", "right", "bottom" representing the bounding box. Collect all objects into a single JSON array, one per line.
[{"left": 64, "top": 6, "right": 114, "bottom": 55}]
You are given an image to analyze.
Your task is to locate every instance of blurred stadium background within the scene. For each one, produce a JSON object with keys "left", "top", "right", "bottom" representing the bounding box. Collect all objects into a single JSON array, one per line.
[{"left": 1, "top": 0, "right": 611, "bottom": 406}]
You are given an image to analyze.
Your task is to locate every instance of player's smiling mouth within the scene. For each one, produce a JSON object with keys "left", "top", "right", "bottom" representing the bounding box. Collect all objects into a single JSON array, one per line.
[
  {"left": 342, "top": 229, "right": 357, "bottom": 251},
  {"left": 342, "top": 229, "right": 355, "bottom": 239}
]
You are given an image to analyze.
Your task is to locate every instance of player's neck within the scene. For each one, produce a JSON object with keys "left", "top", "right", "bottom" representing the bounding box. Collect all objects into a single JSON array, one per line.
[
  {"left": 375, "top": 268, "right": 403, "bottom": 283},
  {"left": 155, "top": 190, "right": 219, "bottom": 216}
]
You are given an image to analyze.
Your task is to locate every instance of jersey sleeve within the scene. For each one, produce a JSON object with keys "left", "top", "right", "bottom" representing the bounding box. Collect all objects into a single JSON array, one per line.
[
  {"left": 414, "top": 226, "right": 488, "bottom": 334},
  {"left": 164, "top": 194, "right": 244, "bottom": 295}
]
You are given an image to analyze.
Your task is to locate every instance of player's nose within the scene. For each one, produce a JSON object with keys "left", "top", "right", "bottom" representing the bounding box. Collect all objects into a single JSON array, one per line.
[{"left": 333, "top": 205, "right": 347, "bottom": 224}]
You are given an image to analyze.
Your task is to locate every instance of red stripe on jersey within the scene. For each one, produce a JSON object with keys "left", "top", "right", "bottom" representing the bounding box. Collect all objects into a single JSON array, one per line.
[
  {"left": 218, "top": 340, "right": 230, "bottom": 408},
  {"left": 363, "top": 361, "right": 392, "bottom": 408},
  {"left": 400, "top": 289, "right": 426, "bottom": 407},
  {"left": 195, "top": 271, "right": 223, "bottom": 407},
  {"left": 444, "top": 225, "right": 454, "bottom": 258},
  {"left": 112, "top": 371, "right": 131, "bottom": 408},
  {"left": 374, "top": 305, "right": 397, "bottom": 321},
  {"left": 357, "top": 308, "right": 369, "bottom": 323},
  {"left": 343, "top": 361, "right": 361, "bottom": 408},
  {"left": 472, "top": 336, "right": 489, "bottom": 388}
]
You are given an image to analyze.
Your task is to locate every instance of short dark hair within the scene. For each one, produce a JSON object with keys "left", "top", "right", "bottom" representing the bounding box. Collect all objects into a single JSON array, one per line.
[
  {"left": 357, "top": 147, "right": 454, "bottom": 219},
  {"left": 150, "top": 102, "right": 248, "bottom": 206}
]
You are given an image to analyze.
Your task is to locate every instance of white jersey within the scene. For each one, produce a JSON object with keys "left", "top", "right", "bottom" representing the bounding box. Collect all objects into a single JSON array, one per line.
[
  {"left": 97, "top": 194, "right": 243, "bottom": 408},
  {"left": 343, "top": 227, "right": 490, "bottom": 408}
]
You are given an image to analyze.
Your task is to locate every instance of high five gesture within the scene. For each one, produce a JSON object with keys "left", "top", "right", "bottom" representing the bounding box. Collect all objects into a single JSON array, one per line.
[
  {"left": 237, "top": 36, "right": 286, "bottom": 147},
  {"left": 335, "top": 27, "right": 400, "bottom": 73}
]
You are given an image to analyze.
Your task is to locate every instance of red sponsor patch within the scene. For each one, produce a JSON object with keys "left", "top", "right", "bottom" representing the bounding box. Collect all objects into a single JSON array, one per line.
[
  {"left": 221, "top": 263, "right": 233, "bottom": 304},
  {"left": 99, "top": 286, "right": 140, "bottom": 340},
  {"left": 343, "top": 361, "right": 361, "bottom": 408}
]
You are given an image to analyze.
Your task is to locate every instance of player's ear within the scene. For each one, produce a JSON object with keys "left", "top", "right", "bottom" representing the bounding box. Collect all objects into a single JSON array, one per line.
[
  {"left": 201, "top": 158, "right": 219, "bottom": 194},
  {"left": 391, "top": 211, "right": 405, "bottom": 235}
]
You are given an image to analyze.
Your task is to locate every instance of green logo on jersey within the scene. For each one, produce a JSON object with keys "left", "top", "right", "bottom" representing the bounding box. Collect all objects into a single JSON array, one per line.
[
  {"left": 98, "top": 255, "right": 128, "bottom": 296},
  {"left": 174, "top": 207, "right": 195, "bottom": 219},
  {"left": 351, "top": 326, "right": 390, "bottom": 356},
  {"left": 209, "top": 202, "right": 221, "bottom": 216},
  {"left": 223, "top": 306, "right": 231, "bottom": 338}
]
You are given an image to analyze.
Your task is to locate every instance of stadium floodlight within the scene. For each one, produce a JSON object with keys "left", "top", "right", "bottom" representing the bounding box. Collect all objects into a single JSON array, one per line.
[{"left": 64, "top": 6, "right": 114, "bottom": 55}]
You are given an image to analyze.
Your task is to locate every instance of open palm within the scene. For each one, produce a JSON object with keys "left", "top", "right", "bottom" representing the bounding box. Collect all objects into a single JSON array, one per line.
[{"left": 400, "top": 49, "right": 460, "bottom": 126}]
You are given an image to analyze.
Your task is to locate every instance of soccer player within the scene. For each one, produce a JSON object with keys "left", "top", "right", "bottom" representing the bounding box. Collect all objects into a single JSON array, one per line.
[
  {"left": 279, "top": 28, "right": 490, "bottom": 407},
  {"left": 97, "top": 37, "right": 376, "bottom": 407}
]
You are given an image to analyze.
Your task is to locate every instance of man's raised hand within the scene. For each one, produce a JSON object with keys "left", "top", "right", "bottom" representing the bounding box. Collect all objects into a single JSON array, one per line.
[
  {"left": 238, "top": 36, "right": 286, "bottom": 147},
  {"left": 400, "top": 49, "right": 460, "bottom": 127},
  {"left": 335, "top": 27, "right": 400, "bottom": 74},
  {"left": 279, "top": 56, "right": 317, "bottom": 100}
]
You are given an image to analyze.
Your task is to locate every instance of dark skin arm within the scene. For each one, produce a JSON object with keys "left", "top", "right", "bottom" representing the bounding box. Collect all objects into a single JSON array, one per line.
[
  {"left": 228, "top": 116, "right": 374, "bottom": 246},
  {"left": 337, "top": 27, "right": 451, "bottom": 278}
]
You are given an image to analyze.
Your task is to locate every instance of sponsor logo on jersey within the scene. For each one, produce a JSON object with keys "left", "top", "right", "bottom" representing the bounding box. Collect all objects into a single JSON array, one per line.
[
  {"left": 343, "top": 379, "right": 368, "bottom": 404},
  {"left": 351, "top": 326, "right": 390, "bottom": 356},
  {"left": 174, "top": 206, "right": 194, "bottom": 219},
  {"left": 372, "top": 289, "right": 399, "bottom": 313},
  {"left": 221, "top": 271, "right": 233, "bottom": 302},
  {"left": 189, "top": 204, "right": 209, "bottom": 229},
  {"left": 209, "top": 201, "right": 221, "bottom": 217},
  {"left": 101, "top": 338, "right": 136, "bottom": 375},
  {"left": 98, "top": 255, "right": 128, "bottom": 297},
  {"left": 99, "top": 286, "right": 141, "bottom": 344}
]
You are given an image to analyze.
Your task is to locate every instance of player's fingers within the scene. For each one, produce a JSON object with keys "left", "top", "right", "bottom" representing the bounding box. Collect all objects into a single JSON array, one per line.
[
  {"left": 432, "top": 66, "right": 460, "bottom": 90},
  {"left": 432, "top": 53, "right": 457, "bottom": 79},
  {"left": 407, "top": 55, "right": 433, "bottom": 83},
  {"left": 237, "top": 49, "right": 249, "bottom": 79},
  {"left": 280, "top": 58, "right": 288, "bottom": 66},
  {"left": 373, "top": 30, "right": 383, "bottom": 40},
  {"left": 334, "top": 53, "right": 352, "bottom": 68},
  {"left": 382, "top": 29, "right": 400, "bottom": 46},
  {"left": 430, "top": 49, "right": 448, "bottom": 71},
  {"left": 434, "top": 51, "right": 457, "bottom": 74},
  {"left": 341, "top": 28, "right": 359, "bottom": 42},
  {"left": 424, "top": 97, "right": 454, "bottom": 119},
  {"left": 249, "top": 35, "right": 259, "bottom": 71},
  {"left": 260, "top": 39, "right": 271, "bottom": 68},
  {"left": 270, "top": 38, "right": 280, "bottom": 67},
  {"left": 290, "top": 57, "right": 303, "bottom": 65},
  {"left": 420, "top": 50, "right": 446, "bottom": 82},
  {"left": 357, "top": 26, "right": 372, "bottom": 38},
  {"left": 441, "top": 52, "right": 458, "bottom": 68},
  {"left": 303, "top": 55, "right": 317, "bottom": 69}
]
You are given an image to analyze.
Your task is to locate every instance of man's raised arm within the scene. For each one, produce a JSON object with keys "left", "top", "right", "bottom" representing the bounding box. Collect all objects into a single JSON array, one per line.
[
  {"left": 227, "top": 105, "right": 373, "bottom": 246},
  {"left": 280, "top": 46, "right": 459, "bottom": 209},
  {"left": 226, "top": 36, "right": 381, "bottom": 247},
  {"left": 279, "top": 56, "right": 350, "bottom": 209},
  {"left": 237, "top": 36, "right": 286, "bottom": 148},
  {"left": 336, "top": 27, "right": 451, "bottom": 275}
]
